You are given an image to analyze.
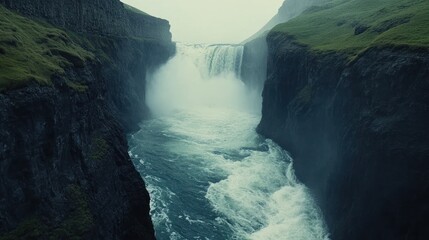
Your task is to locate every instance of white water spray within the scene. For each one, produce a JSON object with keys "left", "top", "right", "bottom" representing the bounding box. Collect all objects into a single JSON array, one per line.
[
  {"left": 146, "top": 43, "right": 261, "bottom": 115},
  {"left": 135, "top": 42, "right": 330, "bottom": 240}
]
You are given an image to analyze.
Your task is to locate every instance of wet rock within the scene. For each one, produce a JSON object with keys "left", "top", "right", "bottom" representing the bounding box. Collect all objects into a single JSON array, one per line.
[
  {"left": 0, "top": 0, "right": 175, "bottom": 239},
  {"left": 258, "top": 31, "right": 429, "bottom": 240}
]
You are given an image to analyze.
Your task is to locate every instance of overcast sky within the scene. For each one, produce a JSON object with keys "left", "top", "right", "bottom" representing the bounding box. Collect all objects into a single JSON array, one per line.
[{"left": 121, "top": 0, "right": 283, "bottom": 44}]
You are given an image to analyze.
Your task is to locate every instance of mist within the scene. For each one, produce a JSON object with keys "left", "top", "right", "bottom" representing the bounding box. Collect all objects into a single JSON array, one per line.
[
  {"left": 121, "top": 0, "right": 284, "bottom": 43},
  {"left": 146, "top": 44, "right": 262, "bottom": 116}
]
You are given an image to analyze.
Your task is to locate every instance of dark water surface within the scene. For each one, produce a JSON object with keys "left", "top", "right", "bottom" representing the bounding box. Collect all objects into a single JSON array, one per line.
[{"left": 129, "top": 109, "right": 329, "bottom": 240}]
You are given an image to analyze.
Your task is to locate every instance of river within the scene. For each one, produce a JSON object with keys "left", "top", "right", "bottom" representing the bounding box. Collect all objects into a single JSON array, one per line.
[{"left": 128, "top": 44, "right": 329, "bottom": 240}]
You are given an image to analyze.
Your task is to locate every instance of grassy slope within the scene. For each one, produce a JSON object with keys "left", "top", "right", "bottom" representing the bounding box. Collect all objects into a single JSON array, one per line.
[
  {"left": 0, "top": 5, "right": 93, "bottom": 90},
  {"left": 272, "top": 0, "right": 429, "bottom": 55}
]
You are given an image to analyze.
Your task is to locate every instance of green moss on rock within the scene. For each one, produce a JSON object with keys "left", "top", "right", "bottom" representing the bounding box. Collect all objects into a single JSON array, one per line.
[
  {"left": 0, "top": 5, "right": 93, "bottom": 90},
  {"left": 65, "top": 80, "right": 88, "bottom": 92},
  {"left": 272, "top": 0, "right": 429, "bottom": 55}
]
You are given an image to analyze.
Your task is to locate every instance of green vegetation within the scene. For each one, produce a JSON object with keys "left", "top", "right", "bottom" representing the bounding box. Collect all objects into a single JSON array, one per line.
[
  {"left": 124, "top": 3, "right": 149, "bottom": 16},
  {"left": 0, "top": 185, "right": 93, "bottom": 240},
  {"left": 66, "top": 80, "right": 88, "bottom": 92},
  {"left": 0, "top": 5, "right": 93, "bottom": 90},
  {"left": 90, "top": 136, "right": 110, "bottom": 161},
  {"left": 272, "top": 0, "right": 429, "bottom": 55}
]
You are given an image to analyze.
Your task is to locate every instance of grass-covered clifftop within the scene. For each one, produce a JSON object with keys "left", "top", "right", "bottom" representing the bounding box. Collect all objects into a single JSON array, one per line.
[
  {"left": 0, "top": 5, "right": 93, "bottom": 90},
  {"left": 0, "top": 1, "right": 173, "bottom": 91},
  {"left": 272, "top": 0, "right": 429, "bottom": 55},
  {"left": 0, "top": 1, "right": 173, "bottom": 239}
]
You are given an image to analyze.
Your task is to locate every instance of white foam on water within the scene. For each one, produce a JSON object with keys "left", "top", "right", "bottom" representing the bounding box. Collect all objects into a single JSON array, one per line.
[
  {"left": 143, "top": 174, "right": 184, "bottom": 239},
  {"left": 249, "top": 164, "right": 330, "bottom": 240},
  {"left": 205, "top": 138, "right": 329, "bottom": 240},
  {"left": 133, "top": 42, "right": 330, "bottom": 239},
  {"left": 133, "top": 108, "right": 330, "bottom": 239}
]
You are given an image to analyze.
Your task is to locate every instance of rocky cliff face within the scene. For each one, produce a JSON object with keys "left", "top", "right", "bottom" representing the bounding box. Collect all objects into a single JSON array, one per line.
[
  {"left": 258, "top": 32, "right": 429, "bottom": 240},
  {"left": 0, "top": 0, "right": 171, "bottom": 42},
  {"left": 0, "top": 1, "right": 174, "bottom": 239}
]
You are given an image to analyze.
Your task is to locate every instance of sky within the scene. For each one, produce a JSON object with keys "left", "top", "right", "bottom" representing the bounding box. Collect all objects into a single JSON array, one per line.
[{"left": 121, "top": 0, "right": 284, "bottom": 44}]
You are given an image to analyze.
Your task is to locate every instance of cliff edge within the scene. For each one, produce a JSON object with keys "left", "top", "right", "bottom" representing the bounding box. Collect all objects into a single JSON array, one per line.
[
  {"left": 258, "top": 0, "right": 429, "bottom": 239},
  {"left": 0, "top": 1, "right": 174, "bottom": 239}
]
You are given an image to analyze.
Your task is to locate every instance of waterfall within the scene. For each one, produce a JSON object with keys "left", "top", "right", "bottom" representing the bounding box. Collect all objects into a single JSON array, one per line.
[
  {"left": 176, "top": 44, "right": 244, "bottom": 78},
  {"left": 146, "top": 43, "right": 260, "bottom": 115},
  {"left": 135, "top": 42, "right": 330, "bottom": 240},
  {"left": 203, "top": 44, "right": 244, "bottom": 77}
]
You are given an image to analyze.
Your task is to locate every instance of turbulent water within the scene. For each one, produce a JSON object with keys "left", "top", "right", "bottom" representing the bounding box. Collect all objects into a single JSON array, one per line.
[{"left": 129, "top": 44, "right": 329, "bottom": 240}]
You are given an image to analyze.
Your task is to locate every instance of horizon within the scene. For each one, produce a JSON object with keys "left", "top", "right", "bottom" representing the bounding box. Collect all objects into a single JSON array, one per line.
[{"left": 121, "top": 0, "right": 284, "bottom": 44}]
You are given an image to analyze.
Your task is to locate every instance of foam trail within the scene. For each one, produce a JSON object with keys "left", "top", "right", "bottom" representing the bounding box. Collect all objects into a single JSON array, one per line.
[
  {"left": 130, "top": 42, "right": 330, "bottom": 239},
  {"left": 129, "top": 109, "right": 330, "bottom": 240},
  {"left": 206, "top": 139, "right": 330, "bottom": 240}
]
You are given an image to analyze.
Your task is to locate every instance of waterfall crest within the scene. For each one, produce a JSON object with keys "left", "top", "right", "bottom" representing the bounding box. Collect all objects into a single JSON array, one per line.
[
  {"left": 176, "top": 44, "right": 244, "bottom": 78},
  {"left": 146, "top": 43, "right": 260, "bottom": 115},
  {"left": 204, "top": 44, "right": 244, "bottom": 78}
]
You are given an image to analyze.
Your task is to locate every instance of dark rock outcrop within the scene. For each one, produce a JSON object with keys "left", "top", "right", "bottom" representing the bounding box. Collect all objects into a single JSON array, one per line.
[
  {"left": 0, "top": 63, "right": 153, "bottom": 239},
  {"left": 88, "top": 36, "right": 175, "bottom": 132},
  {"left": 258, "top": 32, "right": 429, "bottom": 240},
  {"left": 0, "top": 0, "right": 172, "bottom": 42},
  {"left": 0, "top": 1, "right": 174, "bottom": 239}
]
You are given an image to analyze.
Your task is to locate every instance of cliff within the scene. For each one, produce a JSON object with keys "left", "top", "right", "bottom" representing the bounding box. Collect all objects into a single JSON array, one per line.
[
  {"left": 244, "top": 0, "right": 327, "bottom": 43},
  {"left": 258, "top": 0, "right": 429, "bottom": 239},
  {"left": 0, "top": 1, "right": 174, "bottom": 239},
  {"left": 242, "top": 0, "right": 327, "bottom": 94},
  {"left": 0, "top": 0, "right": 171, "bottom": 42}
]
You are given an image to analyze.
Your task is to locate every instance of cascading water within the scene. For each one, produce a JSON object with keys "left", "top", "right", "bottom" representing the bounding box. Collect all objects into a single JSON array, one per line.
[
  {"left": 200, "top": 44, "right": 244, "bottom": 78},
  {"left": 146, "top": 44, "right": 261, "bottom": 115},
  {"left": 129, "top": 43, "right": 330, "bottom": 240}
]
